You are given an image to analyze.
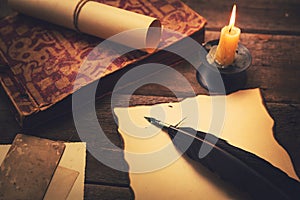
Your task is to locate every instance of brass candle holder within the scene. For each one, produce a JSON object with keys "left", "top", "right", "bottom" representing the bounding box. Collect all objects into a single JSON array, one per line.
[{"left": 196, "top": 39, "right": 252, "bottom": 94}]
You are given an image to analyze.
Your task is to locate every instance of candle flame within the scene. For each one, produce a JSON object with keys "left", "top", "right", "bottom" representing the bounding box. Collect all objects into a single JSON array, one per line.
[{"left": 229, "top": 4, "right": 236, "bottom": 32}]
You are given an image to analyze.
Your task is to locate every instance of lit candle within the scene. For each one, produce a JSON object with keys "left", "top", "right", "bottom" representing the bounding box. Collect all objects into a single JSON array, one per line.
[{"left": 215, "top": 4, "right": 241, "bottom": 66}]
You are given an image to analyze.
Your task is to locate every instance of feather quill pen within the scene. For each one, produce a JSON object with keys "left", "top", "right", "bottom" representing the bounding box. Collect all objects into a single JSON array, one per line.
[{"left": 145, "top": 117, "right": 300, "bottom": 200}]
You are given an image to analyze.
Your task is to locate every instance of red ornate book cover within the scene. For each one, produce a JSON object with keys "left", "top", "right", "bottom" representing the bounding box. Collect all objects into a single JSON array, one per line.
[{"left": 0, "top": 0, "right": 206, "bottom": 127}]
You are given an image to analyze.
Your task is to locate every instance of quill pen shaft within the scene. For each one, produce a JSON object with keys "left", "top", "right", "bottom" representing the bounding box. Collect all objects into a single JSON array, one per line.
[{"left": 145, "top": 117, "right": 300, "bottom": 200}]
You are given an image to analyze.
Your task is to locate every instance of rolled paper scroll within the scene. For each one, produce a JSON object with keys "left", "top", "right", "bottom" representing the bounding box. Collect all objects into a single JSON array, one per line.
[{"left": 8, "top": 0, "right": 162, "bottom": 53}]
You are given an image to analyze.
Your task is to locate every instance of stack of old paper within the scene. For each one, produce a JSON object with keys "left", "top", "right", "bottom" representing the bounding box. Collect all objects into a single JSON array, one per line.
[{"left": 0, "top": 136, "right": 86, "bottom": 200}]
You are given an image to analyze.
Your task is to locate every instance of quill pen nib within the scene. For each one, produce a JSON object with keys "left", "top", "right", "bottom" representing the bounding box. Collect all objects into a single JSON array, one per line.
[
  {"left": 144, "top": 116, "right": 186, "bottom": 129},
  {"left": 144, "top": 117, "right": 171, "bottom": 128},
  {"left": 144, "top": 116, "right": 153, "bottom": 123}
]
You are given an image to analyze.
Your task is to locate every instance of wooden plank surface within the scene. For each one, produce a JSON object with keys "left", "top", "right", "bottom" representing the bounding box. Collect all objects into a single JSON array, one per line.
[
  {"left": 183, "top": 0, "right": 300, "bottom": 35},
  {"left": 0, "top": 0, "right": 300, "bottom": 199},
  {"left": 1, "top": 92, "right": 299, "bottom": 175},
  {"left": 84, "top": 184, "right": 134, "bottom": 200},
  {"left": 128, "top": 31, "right": 300, "bottom": 103}
]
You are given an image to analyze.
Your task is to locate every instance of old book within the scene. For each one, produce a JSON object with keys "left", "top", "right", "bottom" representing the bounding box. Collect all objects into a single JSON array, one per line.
[
  {"left": 0, "top": 134, "right": 65, "bottom": 200},
  {"left": 0, "top": 0, "right": 206, "bottom": 128}
]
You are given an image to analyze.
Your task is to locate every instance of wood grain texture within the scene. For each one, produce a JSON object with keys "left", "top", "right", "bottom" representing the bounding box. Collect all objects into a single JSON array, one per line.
[
  {"left": 0, "top": 91, "right": 299, "bottom": 196},
  {"left": 0, "top": 0, "right": 12, "bottom": 19},
  {"left": 183, "top": 0, "right": 300, "bottom": 35},
  {"left": 84, "top": 184, "right": 133, "bottom": 200},
  {"left": 267, "top": 103, "right": 300, "bottom": 177},
  {"left": 0, "top": 0, "right": 300, "bottom": 198},
  {"left": 126, "top": 31, "right": 300, "bottom": 104}
]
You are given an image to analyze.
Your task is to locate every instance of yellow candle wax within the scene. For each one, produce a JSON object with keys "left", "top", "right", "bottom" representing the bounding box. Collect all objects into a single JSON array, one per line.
[{"left": 215, "top": 5, "right": 241, "bottom": 66}]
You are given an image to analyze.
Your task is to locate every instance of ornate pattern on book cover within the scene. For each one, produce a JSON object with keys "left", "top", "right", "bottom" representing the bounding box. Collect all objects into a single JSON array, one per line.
[{"left": 0, "top": 0, "right": 206, "bottom": 126}]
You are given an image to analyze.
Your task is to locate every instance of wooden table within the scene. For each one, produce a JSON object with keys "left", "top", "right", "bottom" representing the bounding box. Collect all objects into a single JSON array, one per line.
[{"left": 1, "top": 0, "right": 299, "bottom": 199}]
